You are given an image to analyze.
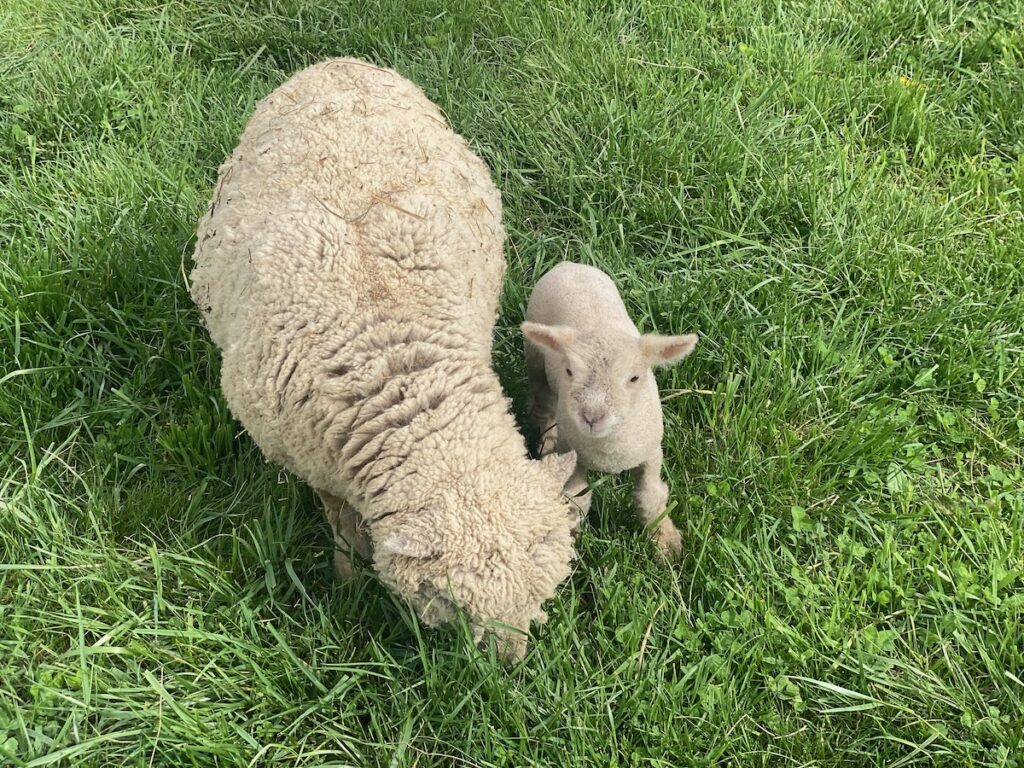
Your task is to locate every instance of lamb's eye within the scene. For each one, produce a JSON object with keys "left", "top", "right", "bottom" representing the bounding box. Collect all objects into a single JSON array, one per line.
[
  {"left": 629, "top": 375, "right": 640, "bottom": 383},
  {"left": 565, "top": 368, "right": 573, "bottom": 378}
]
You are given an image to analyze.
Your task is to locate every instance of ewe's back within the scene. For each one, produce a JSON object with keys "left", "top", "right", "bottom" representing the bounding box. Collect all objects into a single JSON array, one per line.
[
  {"left": 190, "top": 59, "right": 508, "bottom": 492},
  {"left": 192, "top": 58, "right": 505, "bottom": 356}
]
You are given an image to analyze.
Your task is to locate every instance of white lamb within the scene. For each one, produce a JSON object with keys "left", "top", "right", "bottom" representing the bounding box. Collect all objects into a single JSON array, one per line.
[
  {"left": 522, "top": 262, "right": 698, "bottom": 561},
  {"left": 190, "top": 58, "right": 578, "bottom": 661}
]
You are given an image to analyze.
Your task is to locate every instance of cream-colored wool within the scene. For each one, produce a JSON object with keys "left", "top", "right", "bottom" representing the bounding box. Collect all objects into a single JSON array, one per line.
[
  {"left": 522, "top": 262, "right": 698, "bottom": 561},
  {"left": 190, "top": 58, "right": 578, "bottom": 660}
]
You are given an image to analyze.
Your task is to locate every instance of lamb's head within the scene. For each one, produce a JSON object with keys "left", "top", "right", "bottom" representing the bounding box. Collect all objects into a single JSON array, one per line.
[
  {"left": 522, "top": 322, "right": 698, "bottom": 439},
  {"left": 372, "top": 449, "right": 578, "bottom": 662}
]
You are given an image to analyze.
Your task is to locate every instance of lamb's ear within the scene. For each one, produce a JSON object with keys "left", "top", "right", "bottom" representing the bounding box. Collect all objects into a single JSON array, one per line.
[
  {"left": 640, "top": 333, "right": 698, "bottom": 367},
  {"left": 521, "top": 322, "right": 576, "bottom": 354},
  {"left": 540, "top": 449, "right": 577, "bottom": 486}
]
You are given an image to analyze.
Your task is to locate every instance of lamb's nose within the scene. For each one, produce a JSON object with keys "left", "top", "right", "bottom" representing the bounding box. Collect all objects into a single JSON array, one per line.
[{"left": 581, "top": 409, "right": 605, "bottom": 431}]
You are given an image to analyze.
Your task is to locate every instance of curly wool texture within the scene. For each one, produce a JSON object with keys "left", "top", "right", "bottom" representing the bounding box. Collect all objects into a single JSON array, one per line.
[{"left": 191, "top": 59, "right": 576, "bottom": 655}]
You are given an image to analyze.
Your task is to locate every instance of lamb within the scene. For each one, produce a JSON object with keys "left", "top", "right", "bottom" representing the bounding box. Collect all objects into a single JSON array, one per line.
[
  {"left": 189, "top": 58, "right": 579, "bottom": 661},
  {"left": 521, "top": 262, "right": 698, "bottom": 561}
]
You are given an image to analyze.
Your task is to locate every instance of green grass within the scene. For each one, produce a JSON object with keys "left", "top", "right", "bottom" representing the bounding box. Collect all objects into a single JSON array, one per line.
[{"left": 2, "top": 0, "right": 1023, "bottom": 764}]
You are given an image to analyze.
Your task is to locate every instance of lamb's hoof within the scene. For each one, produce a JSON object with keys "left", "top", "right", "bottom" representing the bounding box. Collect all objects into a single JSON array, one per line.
[
  {"left": 568, "top": 513, "right": 584, "bottom": 540},
  {"left": 652, "top": 520, "right": 683, "bottom": 563}
]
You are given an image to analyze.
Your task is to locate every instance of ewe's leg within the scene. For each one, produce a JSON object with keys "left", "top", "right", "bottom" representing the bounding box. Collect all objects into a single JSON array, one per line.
[
  {"left": 525, "top": 344, "right": 559, "bottom": 456},
  {"left": 489, "top": 626, "right": 529, "bottom": 664},
  {"left": 632, "top": 454, "right": 682, "bottom": 562},
  {"left": 319, "top": 492, "right": 371, "bottom": 578}
]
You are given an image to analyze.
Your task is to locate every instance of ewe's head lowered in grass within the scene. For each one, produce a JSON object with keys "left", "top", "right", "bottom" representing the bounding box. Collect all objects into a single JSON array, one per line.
[
  {"left": 372, "top": 449, "right": 579, "bottom": 661},
  {"left": 522, "top": 322, "right": 698, "bottom": 439}
]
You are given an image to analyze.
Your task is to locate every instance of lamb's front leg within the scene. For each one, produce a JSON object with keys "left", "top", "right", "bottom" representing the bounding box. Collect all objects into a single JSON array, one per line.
[
  {"left": 525, "top": 343, "right": 559, "bottom": 457},
  {"left": 632, "top": 454, "right": 682, "bottom": 562},
  {"left": 563, "top": 463, "right": 591, "bottom": 535}
]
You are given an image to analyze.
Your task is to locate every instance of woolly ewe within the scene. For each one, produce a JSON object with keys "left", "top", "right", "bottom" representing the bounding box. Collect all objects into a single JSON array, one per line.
[
  {"left": 190, "top": 58, "right": 578, "bottom": 660},
  {"left": 522, "top": 262, "right": 698, "bottom": 561}
]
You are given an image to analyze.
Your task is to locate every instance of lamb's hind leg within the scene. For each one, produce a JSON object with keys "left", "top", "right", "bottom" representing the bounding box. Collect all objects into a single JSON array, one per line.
[
  {"left": 319, "top": 492, "right": 371, "bottom": 578},
  {"left": 632, "top": 454, "right": 682, "bottom": 562},
  {"left": 525, "top": 344, "right": 559, "bottom": 456}
]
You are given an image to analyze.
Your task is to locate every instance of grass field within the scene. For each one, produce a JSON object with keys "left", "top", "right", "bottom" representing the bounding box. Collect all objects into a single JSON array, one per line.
[{"left": 2, "top": 0, "right": 1023, "bottom": 765}]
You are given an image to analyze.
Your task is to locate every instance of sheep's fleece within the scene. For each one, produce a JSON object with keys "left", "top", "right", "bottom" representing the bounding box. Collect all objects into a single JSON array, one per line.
[{"left": 190, "top": 58, "right": 578, "bottom": 659}]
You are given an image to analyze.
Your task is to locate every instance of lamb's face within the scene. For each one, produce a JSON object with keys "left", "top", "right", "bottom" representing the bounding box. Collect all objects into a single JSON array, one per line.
[
  {"left": 523, "top": 322, "right": 699, "bottom": 442},
  {"left": 557, "top": 331, "right": 652, "bottom": 439}
]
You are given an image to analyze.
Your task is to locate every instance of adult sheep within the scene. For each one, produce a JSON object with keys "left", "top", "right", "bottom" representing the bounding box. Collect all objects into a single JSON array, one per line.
[{"left": 190, "top": 58, "right": 577, "bottom": 661}]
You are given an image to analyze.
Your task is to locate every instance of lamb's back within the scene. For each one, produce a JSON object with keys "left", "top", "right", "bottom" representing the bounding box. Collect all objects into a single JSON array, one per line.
[{"left": 527, "top": 262, "right": 635, "bottom": 336}]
